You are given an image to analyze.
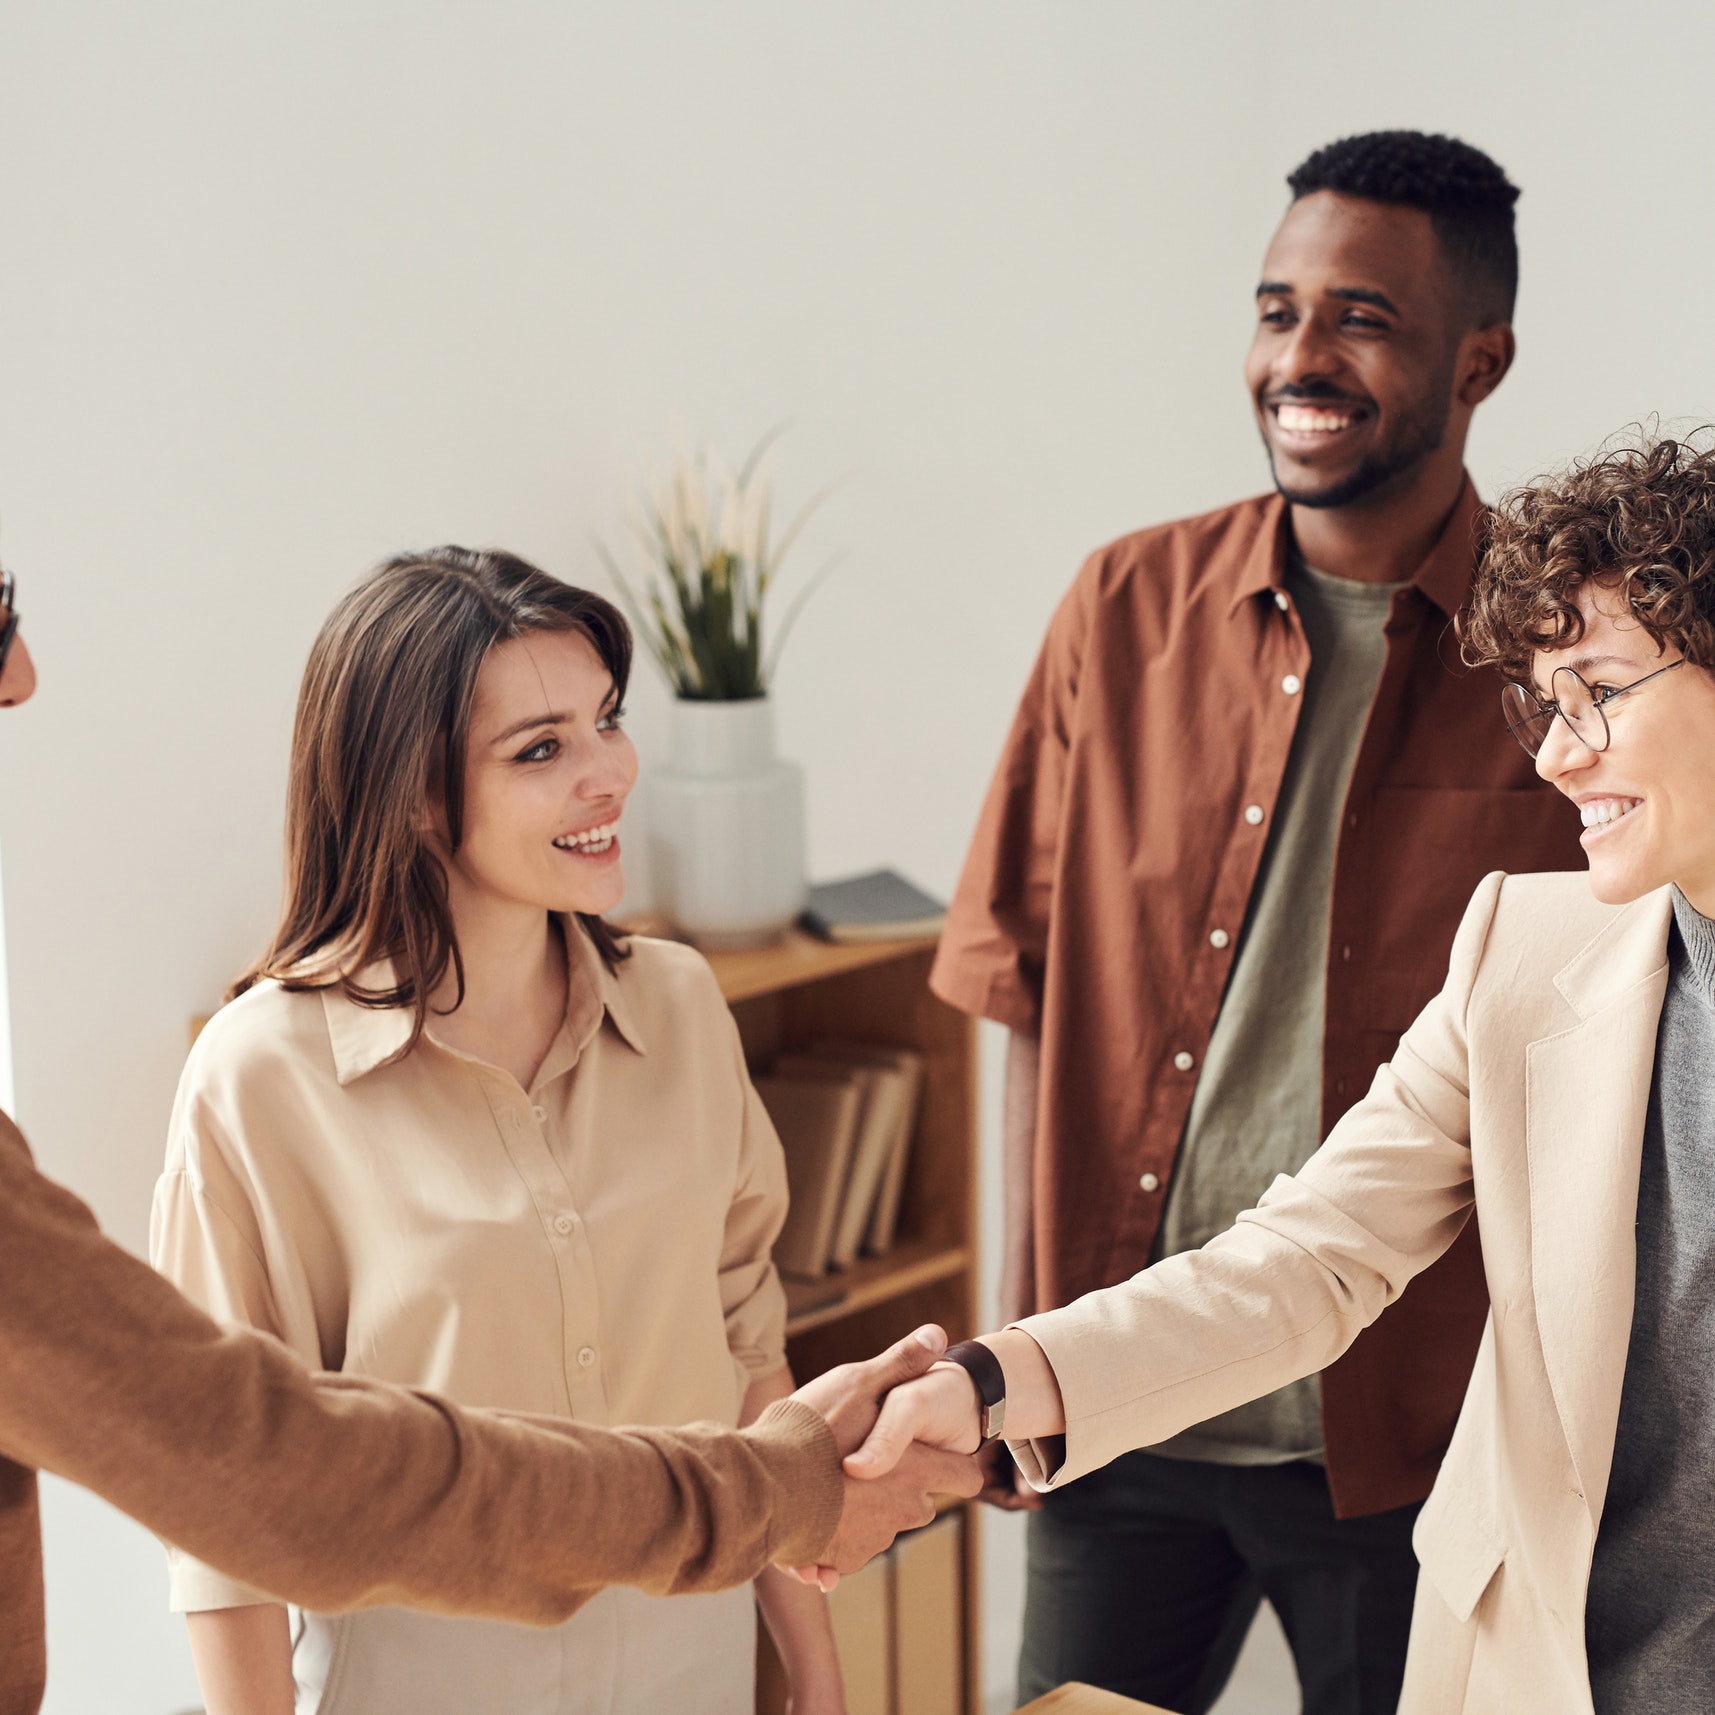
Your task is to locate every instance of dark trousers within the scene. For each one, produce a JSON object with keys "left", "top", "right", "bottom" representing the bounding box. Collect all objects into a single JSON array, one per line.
[{"left": 1018, "top": 1450, "right": 1421, "bottom": 1715}]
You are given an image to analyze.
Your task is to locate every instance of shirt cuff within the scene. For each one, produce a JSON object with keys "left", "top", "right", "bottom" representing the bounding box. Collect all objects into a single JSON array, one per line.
[
  {"left": 1001, "top": 1316, "right": 1083, "bottom": 1492},
  {"left": 927, "top": 953, "right": 1041, "bottom": 1037},
  {"left": 724, "top": 1269, "right": 790, "bottom": 1382},
  {"left": 167, "top": 1546, "right": 276, "bottom": 1614}
]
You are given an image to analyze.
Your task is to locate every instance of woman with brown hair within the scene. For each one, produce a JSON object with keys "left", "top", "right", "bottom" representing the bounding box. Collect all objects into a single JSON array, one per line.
[
  {"left": 843, "top": 431, "right": 1715, "bottom": 1714},
  {"left": 153, "top": 549, "right": 847, "bottom": 1715}
]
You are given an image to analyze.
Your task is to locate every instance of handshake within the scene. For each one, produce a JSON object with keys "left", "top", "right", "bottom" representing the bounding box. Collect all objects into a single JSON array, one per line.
[{"left": 782, "top": 1323, "right": 1061, "bottom": 1589}]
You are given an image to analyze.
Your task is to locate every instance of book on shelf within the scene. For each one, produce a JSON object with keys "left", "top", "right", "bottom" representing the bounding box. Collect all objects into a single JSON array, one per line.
[
  {"left": 804, "top": 1040, "right": 925, "bottom": 1258},
  {"left": 825, "top": 1542, "right": 891, "bottom": 1715},
  {"left": 801, "top": 868, "right": 946, "bottom": 944},
  {"left": 893, "top": 1512, "right": 963, "bottom": 1715},
  {"left": 756, "top": 1042, "right": 925, "bottom": 1279},
  {"left": 755, "top": 1074, "right": 864, "bottom": 1281},
  {"left": 821, "top": 1512, "right": 964, "bottom": 1715}
]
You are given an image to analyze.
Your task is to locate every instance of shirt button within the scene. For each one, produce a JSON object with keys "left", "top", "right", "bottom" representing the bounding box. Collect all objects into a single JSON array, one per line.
[
  {"left": 577, "top": 1345, "right": 597, "bottom": 1369},
  {"left": 1209, "top": 929, "right": 1230, "bottom": 950},
  {"left": 1173, "top": 1051, "right": 1195, "bottom": 1073},
  {"left": 1244, "top": 804, "right": 1265, "bottom": 826},
  {"left": 1139, "top": 1172, "right": 1161, "bottom": 1193},
  {"left": 553, "top": 1214, "right": 574, "bottom": 1235},
  {"left": 1282, "top": 674, "right": 1302, "bottom": 695},
  {"left": 532, "top": 1105, "right": 548, "bottom": 1123},
  {"left": 1274, "top": 591, "right": 1290, "bottom": 612},
  {"left": 1341, "top": 944, "right": 1353, "bottom": 962}
]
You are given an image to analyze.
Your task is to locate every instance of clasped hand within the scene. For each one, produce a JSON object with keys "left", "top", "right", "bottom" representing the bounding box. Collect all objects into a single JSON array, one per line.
[
  {"left": 784, "top": 1326, "right": 985, "bottom": 1590},
  {"left": 786, "top": 1328, "right": 1026, "bottom": 1590},
  {"left": 789, "top": 1325, "right": 1068, "bottom": 1584}
]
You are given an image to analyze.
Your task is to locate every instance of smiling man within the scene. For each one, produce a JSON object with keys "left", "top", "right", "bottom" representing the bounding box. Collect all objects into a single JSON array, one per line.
[{"left": 931, "top": 132, "right": 1585, "bottom": 1713}]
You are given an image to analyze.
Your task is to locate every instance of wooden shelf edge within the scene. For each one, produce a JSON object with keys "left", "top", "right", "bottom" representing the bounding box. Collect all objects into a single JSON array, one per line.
[
  {"left": 784, "top": 1242, "right": 971, "bottom": 1336},
  {"left": 617, "top": 919, "right": 939, "bottom": 1004},
  {"left": 711, "top": 932, "right": 936, "bottom": 1004}
]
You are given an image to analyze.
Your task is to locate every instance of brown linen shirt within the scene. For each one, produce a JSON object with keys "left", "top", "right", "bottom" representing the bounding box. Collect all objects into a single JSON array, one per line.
[
  {"left": 0, "top": 1105, "right": 840, "bottom": 1715},
  {"left": 932, "top": 478, "right": 1585, "bottom": 1516}
]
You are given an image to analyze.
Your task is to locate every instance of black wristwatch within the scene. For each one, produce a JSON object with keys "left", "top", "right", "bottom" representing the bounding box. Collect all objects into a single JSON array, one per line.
[{"left": 939, "top": 1340, "right": 1007, "bottom": 1442}]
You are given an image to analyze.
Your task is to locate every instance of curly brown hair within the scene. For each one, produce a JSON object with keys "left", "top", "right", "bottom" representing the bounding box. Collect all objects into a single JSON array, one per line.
[{"left": 1460, "top": 432, "right": 1715, "bottom": 679}]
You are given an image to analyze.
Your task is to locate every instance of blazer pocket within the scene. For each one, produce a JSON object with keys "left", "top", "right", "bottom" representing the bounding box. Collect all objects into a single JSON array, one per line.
[{"left": 1413, "top": 1479, "right": 1506, "bottom": 1624}]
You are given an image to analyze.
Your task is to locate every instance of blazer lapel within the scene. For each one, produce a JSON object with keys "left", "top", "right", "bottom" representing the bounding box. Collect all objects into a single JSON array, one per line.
[{"left": 1525, "top": 888, "right": 1673, "bottom": 1515}]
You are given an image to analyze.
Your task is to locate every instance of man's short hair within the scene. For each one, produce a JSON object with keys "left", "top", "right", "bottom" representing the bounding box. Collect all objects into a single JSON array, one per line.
[
  {"left": 1288, "top": 130, "right": 1519, "bottom": 327},
  {"left": 1460, "top": 431, "right": 1715, "bottom": 678}
]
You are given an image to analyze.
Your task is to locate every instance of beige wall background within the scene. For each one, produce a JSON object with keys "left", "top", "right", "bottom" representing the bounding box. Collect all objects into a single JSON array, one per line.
[{"left": 3, "top": 3, "right": 1714, "bottom": 1711}]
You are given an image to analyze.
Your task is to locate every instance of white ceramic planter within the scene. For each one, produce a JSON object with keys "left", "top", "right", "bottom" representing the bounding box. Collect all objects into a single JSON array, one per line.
[{"left": 648, "top": 697, "right": 807, "bottom": 950}]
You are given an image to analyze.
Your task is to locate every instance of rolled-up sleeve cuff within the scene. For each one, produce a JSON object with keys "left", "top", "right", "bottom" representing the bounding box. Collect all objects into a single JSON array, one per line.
[
  {"left": 1001, "top": 1311, "right": 1117, "bottom": 1493},
  {"left": 927, "top": 956, "right": 1040, "bottom": 1037},
  {"left": 167, "top": 1546, "right": 275, "bottom": 1614},
  {"left": 723, "top": 1268, "right": 789, "bottom": 1382}
]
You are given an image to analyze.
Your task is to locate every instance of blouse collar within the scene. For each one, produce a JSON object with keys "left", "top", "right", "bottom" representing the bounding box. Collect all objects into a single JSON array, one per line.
[{"left": 321, "top": 916, "right": 646, "bottom": 1087}]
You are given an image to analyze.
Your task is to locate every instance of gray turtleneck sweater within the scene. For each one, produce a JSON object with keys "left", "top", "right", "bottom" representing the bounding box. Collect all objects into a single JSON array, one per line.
[{"left": 1586, "top": 887, "right": 1715, "bottom": 1712}]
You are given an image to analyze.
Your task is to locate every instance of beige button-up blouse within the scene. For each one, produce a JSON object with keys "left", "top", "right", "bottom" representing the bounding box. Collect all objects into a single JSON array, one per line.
[{"left": 152, "top": 926, "right": 790, "bottom": 1613}]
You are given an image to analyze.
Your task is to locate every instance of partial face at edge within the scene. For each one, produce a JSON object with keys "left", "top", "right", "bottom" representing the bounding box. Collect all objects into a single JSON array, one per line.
[
  {"left": 1245, "top": 191, "right": 1505, "bottom": 511},
  {"left": 1531, "top": 584, "right": 1715, "bottom": 913},
  {"left": 445, "top": 628, "right": 640, "bottom": 921},
  {"left": 0, "top": 604, "right": 34, "bottom": 708}
]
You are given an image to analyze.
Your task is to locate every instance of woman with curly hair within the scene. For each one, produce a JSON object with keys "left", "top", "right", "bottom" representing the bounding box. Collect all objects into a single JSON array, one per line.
[{"left": 842, "top": 432, "right": 1715, "bottom": 1714}]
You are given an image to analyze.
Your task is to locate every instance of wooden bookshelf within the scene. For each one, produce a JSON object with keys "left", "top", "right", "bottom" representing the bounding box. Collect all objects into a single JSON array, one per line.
[
  {"left": 696, "top": 929, "right": 981, "bottom": 1715},
  {"left": 784, "top": 1237, "right": 971, "bottom": 1336}
]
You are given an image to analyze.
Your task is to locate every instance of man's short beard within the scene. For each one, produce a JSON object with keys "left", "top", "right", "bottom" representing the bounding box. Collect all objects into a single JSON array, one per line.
[{"left": 1267, "top": 390, "right": 1453, "bottom": 511}]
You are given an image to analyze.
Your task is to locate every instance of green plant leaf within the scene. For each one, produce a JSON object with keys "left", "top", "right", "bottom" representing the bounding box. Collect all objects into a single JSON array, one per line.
[{"left": 596, "top": 433, "right": 836, "bottom": 700}]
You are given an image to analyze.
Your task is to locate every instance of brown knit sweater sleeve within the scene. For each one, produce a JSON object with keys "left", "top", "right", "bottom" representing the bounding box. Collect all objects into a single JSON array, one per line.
[{"left": 0, "top": 1113, "right": 841, "bottom": 1636}]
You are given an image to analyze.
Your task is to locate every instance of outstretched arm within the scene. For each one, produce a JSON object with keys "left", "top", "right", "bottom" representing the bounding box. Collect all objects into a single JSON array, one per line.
[
  {"left": 844, "top": 872, "right": 1501, "bottom": 1497},
  {"left": 0, "top": 1117, "right": 968, "bottom": 1622}
]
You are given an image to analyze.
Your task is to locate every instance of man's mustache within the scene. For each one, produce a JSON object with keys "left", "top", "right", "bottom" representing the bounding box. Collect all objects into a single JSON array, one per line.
[{"left": 1263, "top": 383, "right": 1371, "bottom": 408}]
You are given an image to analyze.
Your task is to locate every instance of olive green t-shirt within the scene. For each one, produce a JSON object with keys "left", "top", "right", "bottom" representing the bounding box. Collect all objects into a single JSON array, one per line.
[{"left": 1149, "top": 557, "right": 1403, "bottom": 1465}]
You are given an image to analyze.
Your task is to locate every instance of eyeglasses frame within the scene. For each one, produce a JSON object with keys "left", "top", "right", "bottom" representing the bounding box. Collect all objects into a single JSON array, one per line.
[{"left": 1502, "top": 657, "right": 1688, "bottom": 757}]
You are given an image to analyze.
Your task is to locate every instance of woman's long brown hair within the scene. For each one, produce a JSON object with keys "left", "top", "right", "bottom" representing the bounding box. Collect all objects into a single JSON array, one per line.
[{"left": 232, "top": 547, "right": 632, "bottom": 1042}]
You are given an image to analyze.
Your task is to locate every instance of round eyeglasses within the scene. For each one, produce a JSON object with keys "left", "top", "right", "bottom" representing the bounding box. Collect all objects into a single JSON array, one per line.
[
  {"left": 0, "top": 570, "right": 17, "bottom": 682},
  {"left": 1501, "top": 659, "right": 1687, "bottom": 757}
]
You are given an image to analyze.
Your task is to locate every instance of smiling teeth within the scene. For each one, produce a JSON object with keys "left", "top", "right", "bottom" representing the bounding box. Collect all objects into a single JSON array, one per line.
[
  {"left": 1276, "top": 403, "right": 1359, "bottom": 434},
  {"left": 554, "top": 820, "right": 619, "bottom": 851},
  {"left": 1580, "top": 798, "right": 1640, "bottom": 828}
]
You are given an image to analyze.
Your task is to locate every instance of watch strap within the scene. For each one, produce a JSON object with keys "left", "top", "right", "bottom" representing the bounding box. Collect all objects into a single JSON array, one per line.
[{"left": 940, "top": 1339, "right": 1007, "bottom": 1441}]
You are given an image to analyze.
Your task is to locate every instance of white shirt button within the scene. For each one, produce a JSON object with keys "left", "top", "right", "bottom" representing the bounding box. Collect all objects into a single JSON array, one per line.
[
  {"left": 532, "top": 1105, "right": 548, "bottom": 1123},
  {"left": 1282, "top": 674, "right": 1302, "bottom": 695},
  {"left": 1244, "top": 804, "right": 1265, "bottom": 826},
  {"left": 553, "top": 1214, "right": 574, "bottom": 1235},
  {"left": 1173, "top": 1051, "right": 1195, "bottom": 1073},
  {"left": 1274, "top": 591, "right": 1290, "bottom": 611},
  {"left": 1139, "top": 1172, "right": 1161, "bottom": 1193},
  {"left": 1209, "top": 929, "right": 1230, "bottom": 949},
  {"left": 577, "top": 1345, "right": 597, "bottom": 1369}
]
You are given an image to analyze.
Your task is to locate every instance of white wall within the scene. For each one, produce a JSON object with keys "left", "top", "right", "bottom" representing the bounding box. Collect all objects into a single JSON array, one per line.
[{"left": 4, "top": 4, "right": 1715, "bottom": 1711}]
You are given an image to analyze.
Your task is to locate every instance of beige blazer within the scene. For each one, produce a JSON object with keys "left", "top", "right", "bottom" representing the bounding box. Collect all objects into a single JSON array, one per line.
[{"left": 1012, "top": 869, "right": 1676, "bottom": 1715}]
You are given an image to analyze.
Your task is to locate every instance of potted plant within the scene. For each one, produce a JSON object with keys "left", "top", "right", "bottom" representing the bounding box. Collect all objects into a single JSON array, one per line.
[{"left": 599, "top": 434, "right": 839, "bottom": 949}]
